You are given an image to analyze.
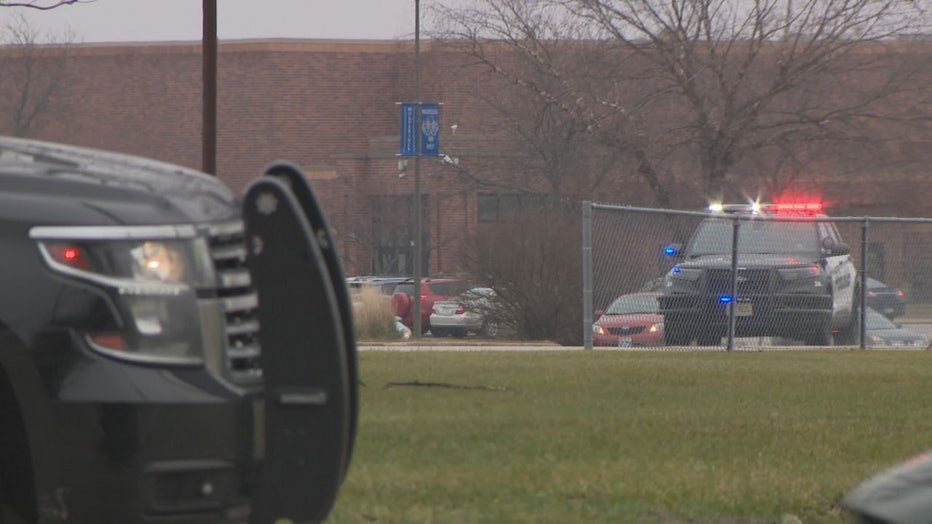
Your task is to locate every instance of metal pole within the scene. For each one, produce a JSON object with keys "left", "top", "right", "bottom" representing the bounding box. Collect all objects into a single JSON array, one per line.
[
  {"left": 859, "top": 219, "right": 869, "bottom": 349},
  {"left": 412, "top": 0, "right": 423, "bottom": 339},
  {"left": 727, "top": 218, "right": 740, "bottom": 351},
  {"left": 202, "top": 0, "right": 217, "bottom": 175},
  {"left": 582, "top": 201, "right": 593, "bottom": 350}
]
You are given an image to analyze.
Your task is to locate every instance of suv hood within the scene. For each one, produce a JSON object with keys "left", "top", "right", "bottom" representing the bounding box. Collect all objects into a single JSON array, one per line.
[
  {"left": 678, "top": 253, "right": 821, "bottom": 269},
  {"left": 0, "top": 136, "right": 238, "bottom": 227}
]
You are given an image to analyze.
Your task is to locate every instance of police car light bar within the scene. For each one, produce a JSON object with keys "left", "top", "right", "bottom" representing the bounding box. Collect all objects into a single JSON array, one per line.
[
  {"left": 708, "top": 201, "right": 824, "bottom": 215},
  {"left": 769, "top": 202, "right": 824, "bottom": 215}
]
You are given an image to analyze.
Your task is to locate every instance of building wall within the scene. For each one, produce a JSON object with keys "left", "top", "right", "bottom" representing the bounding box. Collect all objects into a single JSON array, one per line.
[{"left": 3, "top": 38, "right": 931, "bottom": 277}]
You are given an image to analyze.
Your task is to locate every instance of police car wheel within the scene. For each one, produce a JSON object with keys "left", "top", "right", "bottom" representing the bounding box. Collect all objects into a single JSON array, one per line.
[
  {"left": 697, "top": 333, "right": 721, "bottom": 346},
  {"left": 663, "top": 322, "right": 691, "bottom": 346},
  {"left": 804, "top": 324, "right": 834, "bottom": 346}
]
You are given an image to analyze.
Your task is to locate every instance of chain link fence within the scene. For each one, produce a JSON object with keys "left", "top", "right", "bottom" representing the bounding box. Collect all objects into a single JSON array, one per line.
[{"left": 582, "top": 201, "right": 932, "bottom": 351}]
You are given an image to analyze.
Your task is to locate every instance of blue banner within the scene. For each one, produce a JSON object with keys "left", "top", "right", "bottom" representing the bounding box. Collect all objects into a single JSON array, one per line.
[
  {"left": 420, "top": 103, "right": 440, "bottom": 157},
  {"left": 399, "top": 103, "right": 417, "bottom": 157}
]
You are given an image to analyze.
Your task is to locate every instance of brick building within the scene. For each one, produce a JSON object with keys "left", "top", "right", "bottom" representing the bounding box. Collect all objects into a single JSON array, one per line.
[{"left": 2, "top": 39, "right": 931, "bottom": 277}]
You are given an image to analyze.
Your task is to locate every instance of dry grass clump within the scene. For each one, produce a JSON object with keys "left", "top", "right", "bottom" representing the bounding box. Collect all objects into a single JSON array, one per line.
[{"left": 352, "top": 286, "right": 403, "bottom": 341}]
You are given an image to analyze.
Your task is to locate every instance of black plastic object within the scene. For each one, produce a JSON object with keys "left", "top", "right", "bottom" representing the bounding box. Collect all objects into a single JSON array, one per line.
[
  {"left": 263, "top": 161, "right": 359, "bottom": 471},
  {"left": 243, "top": 172, "right": 354, "bottom": 524}
]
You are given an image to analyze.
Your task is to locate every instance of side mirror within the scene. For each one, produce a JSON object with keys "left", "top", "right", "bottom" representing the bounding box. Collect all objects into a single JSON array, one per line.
[{"left": 822, "top": 237, "right": 850, "bottom": 256}]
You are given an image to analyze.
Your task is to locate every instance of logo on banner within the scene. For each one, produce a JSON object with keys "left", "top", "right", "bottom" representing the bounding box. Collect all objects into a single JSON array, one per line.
[{"left": 420, "top": 103, "right": 440, "bottom": 157}]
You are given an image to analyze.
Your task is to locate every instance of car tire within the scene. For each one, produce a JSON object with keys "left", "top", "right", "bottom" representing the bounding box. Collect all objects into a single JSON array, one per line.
[
  {"left": 804, "top": 323, "right": 834, "bottom": 346},
  {"left": 663, "top": 317, "right": 691, "bottom": 346}
]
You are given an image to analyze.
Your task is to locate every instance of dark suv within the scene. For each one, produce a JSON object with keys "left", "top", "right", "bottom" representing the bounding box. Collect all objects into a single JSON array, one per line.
[
  {"left": 658, "top": 203, "right": 859, "bottom": 346},
  {"left": 0, "top": 136, "right": 355, "bottom": 523}
]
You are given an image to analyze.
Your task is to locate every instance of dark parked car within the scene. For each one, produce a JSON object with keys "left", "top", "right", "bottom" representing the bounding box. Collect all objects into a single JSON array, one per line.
[
  {"left": 863, "top": 307, "right": 928, "bottom": 348},
  {"left": 865, "top": 277, "right": 906, "bottom": 319}
]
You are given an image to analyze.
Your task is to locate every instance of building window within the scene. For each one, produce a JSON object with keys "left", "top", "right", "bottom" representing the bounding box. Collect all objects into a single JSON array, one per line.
[{"left": 477, "top": 194, "right": 500, "bottom": 222}]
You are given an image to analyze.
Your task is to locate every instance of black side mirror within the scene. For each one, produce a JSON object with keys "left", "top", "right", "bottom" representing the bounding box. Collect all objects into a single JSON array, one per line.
[{"left": 821, "top": 237, "right": 850, "bottom": 257}]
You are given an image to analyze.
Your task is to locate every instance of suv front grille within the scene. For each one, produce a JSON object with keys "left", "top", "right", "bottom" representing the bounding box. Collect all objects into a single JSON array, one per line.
[
  {"left": 707, "top": 268, "right": 773, "bottom": 296},
  {"left": 207, "top": 221, "right": 262, "bottom": 384}
]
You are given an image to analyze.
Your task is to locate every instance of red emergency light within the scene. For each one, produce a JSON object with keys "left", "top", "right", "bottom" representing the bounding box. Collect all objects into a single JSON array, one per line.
[{"left": 770, "top": 202, "right": 824, "bottom": 215}]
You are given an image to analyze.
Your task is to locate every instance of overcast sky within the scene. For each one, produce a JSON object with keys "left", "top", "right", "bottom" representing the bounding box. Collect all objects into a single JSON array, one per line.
[{"left": 12, "top": 0, "right": 431, "bottom": 42}]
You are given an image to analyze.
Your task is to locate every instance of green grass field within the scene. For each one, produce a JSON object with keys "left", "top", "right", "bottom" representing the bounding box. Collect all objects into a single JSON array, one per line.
[{"left": 327, "top": 350, "right": 932, "bottom": 523}]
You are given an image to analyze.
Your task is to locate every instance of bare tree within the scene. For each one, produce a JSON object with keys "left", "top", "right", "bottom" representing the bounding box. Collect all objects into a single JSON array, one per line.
[
  {"left": 0, "top": 14, "right": 74, "bottom": 137},
  {"left": 0, "top": 1, "right": 83, "bottom": 8},
  {"left": 460, "top": 206, "right": 584, "bottom": 344},
  {"left": 434, "top": 3, "right": 677, "bottom": 205},
  {"left": 433, "top": 0, "right": 930, "bottom": 204}
]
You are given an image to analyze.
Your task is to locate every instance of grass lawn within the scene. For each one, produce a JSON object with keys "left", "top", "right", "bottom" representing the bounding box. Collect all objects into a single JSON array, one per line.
[{"left": 327, "top": 350, "right": 932, "bottom": 523}]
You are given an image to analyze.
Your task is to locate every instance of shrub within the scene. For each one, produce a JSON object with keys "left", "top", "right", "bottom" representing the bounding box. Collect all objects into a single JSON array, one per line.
[
  {"left": 352, "top": 287, "right": 406, "bottom": 341},
  {"left": 460, "top": 207, "right": 582, "bottom": 345}
]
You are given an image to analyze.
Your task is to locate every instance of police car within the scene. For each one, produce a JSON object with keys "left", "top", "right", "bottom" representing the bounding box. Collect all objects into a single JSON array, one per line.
[{"left": 658, "top": 201, "right": 859, "bottom": 346}]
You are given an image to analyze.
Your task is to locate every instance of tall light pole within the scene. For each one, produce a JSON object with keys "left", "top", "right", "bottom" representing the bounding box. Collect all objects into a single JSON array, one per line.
[
  {"left": 412, "top": 0, "right": 424, "bottom": 339},
  {"left": 202, "top": 0, "right": 217, "bottom": 175}
]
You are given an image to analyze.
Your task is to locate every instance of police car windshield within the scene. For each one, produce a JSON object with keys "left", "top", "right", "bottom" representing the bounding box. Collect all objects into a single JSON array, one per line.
[{"left": 685, "top": 218, "right": 819, "bottom": 257}]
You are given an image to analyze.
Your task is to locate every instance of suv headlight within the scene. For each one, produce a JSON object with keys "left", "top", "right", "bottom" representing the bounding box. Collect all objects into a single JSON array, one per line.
[
  {"left": 32, "top": 226, "right": 215, "bottom": 366},
  {"left": 669, "top": 267, "right": 702, "bottom": 280},
  {"left": 665, "top": 266, "right": 702, "bottom": 288}
]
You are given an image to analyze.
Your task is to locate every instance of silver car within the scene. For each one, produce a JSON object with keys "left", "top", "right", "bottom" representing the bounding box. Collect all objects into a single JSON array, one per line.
[
  {"left": 864, "top": 307, "right": 929, "bottom": 348},
  {"left": 429, "top": 287, "right": 500, "bottom": 338}
]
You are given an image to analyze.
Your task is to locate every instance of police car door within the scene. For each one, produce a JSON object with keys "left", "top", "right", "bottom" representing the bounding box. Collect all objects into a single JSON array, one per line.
[{"left": 819, "top": 222, "right": 856, "bottom": 317}]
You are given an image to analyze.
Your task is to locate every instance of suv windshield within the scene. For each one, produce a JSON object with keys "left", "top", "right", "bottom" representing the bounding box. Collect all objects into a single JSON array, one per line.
[{"left": 686, "top": 218, "right": 819, "bottom": 257}]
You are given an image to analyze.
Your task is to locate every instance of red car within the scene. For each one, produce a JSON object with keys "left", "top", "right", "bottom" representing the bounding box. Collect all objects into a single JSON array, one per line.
[
  {"left": 392, "top": 278, "right": 471, "bottom": 334},
  {"left": 593, "top": 292, "right": 665, "bottom": 347}
]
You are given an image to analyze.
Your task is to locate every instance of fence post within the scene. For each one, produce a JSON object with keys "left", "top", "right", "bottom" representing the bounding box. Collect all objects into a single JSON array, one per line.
[
  {"left": 859, "top": 218, "right": 869, "bottom": 349},
  {"left": 583, "top": 201, "right": 593, "bottom": 350},
  {"left": 726, "top": 217, "right": 740, "bottom": 351}
]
